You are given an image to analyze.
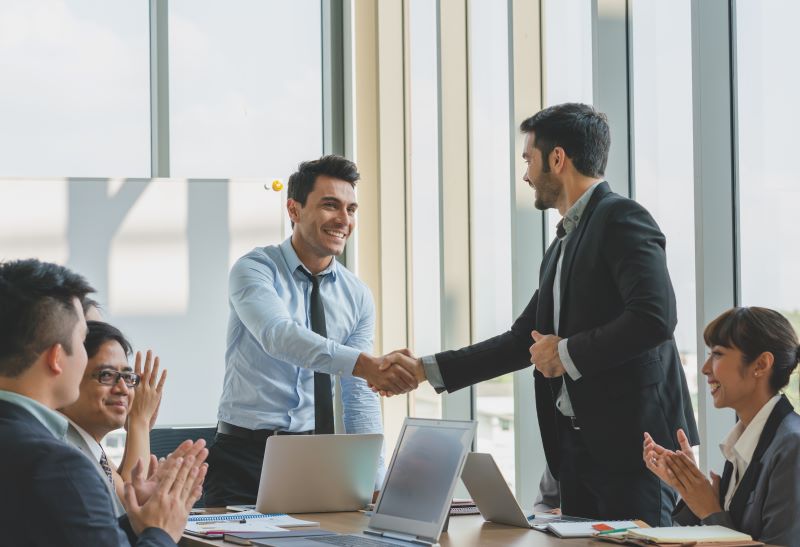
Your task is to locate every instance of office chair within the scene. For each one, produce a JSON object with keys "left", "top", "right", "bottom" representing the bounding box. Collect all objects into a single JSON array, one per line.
[{"left": 149, "top": 426, "right": 217, "bottom": 507}]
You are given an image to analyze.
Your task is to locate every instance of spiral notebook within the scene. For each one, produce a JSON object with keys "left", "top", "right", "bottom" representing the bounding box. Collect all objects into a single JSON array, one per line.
[{"left": 185, "top": 510, "right": 318, "bottom": 537}]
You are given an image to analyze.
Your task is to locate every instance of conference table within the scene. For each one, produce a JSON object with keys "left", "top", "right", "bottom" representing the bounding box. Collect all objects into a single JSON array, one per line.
[{"left": 180, "top": 510, "right": 605, "bottom": 547}]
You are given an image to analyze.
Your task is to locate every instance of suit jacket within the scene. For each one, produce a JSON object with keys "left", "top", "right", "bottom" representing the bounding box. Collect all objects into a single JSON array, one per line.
[
  {"left": 65, "top": 422, "right": 127, "bottom": 517},
  {"left": 674, "top": 396, "right": 800, "bottom": 547},
  {"left": 0, "top": 399, "right": 174, "bottom": 547},
  {"left": 435, "top": 182, "right": 699, "bottom": 473}
]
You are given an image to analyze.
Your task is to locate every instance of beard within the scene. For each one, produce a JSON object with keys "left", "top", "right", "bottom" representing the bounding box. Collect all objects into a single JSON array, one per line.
[{"left": 533, "top": 174, "right": 561, "bottom": 210}]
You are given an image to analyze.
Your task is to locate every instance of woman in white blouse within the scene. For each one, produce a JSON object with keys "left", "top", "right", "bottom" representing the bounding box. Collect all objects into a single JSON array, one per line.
[{"left": 643, "top": 307, "right": 800, "bottom": 546}]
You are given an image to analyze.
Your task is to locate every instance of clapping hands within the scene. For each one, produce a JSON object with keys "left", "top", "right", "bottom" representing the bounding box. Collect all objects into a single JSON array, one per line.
[{"left": 643, "top": 429, "right": 721, "bottom": 519}]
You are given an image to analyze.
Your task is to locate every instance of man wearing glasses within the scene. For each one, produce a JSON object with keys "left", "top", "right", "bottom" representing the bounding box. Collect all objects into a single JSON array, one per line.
[{"left": 60, "top": 320, "right": 166, "bottom": 516}]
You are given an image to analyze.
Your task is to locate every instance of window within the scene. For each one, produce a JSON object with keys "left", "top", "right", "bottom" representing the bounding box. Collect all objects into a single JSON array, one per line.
[
  {"left": 736, "top": 0, "right": 800, "bottom": 407},
  {"left": 0, "top": 0, "right": 150, "bottom": 176},
  {"left": 406, "top": 0, "right": 442, "bottom": 419},
  {"left": 169, "top": 0, "right": 323, "bottom": 178},
  {"left": 468, "top": 0, "right": 515, "bottom": 489},
  {"left": 630, "top": 0, "right": 698, "bottom": 415}
]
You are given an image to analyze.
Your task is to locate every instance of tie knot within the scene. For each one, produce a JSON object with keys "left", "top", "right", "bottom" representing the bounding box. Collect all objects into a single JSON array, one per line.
[
  {"left": 556, "top": 219, "right": 567, "bottom": 239},
  {"left": 299, "top": 268, "right": 325, "bottom": 286}
]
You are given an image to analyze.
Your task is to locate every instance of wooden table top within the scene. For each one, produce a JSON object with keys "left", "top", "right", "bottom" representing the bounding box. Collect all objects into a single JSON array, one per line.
[{"left": 180, "top": 510, "right": 602, "bottom": 547}]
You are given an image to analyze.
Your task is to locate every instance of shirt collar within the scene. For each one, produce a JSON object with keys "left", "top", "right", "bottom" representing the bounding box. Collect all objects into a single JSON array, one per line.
[
  {"left": 0, "top": 389, "right": 69, "bottom": 440},
  {"left": 279, "top": 237, "right": 338, "bottom": 280},
  {"left": 720, "top": 394, "right": 782, "bottom": 467},
  {"left": 561, "top": 181, "right": 603, "bottom": 237},
  {"left": 64, "top": 416, "right": 104, "bottom": 461}
]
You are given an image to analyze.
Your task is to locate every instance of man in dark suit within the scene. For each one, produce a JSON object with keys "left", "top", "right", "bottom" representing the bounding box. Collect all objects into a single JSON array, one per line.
[
  {"left": 0, "top": 258, "right": 207, "bottom": 546},
  {"left": 385, "top": 103, "right": 698, "bottom": 525}
]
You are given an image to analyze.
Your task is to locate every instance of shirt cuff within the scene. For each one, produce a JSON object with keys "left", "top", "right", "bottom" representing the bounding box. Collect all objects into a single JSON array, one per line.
[
  {"left": 421, "top": 355, "right": 446, "bottom": 390},
  {"left": 335, "top": 345, "right": 362, "bottom": 377},
  {"left": 558, "top": 339, "right": 582, "bottom": 380}
]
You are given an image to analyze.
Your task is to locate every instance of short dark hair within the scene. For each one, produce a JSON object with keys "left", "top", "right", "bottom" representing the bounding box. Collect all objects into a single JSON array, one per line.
[
  {"left": 81, "top": 296, "right": 101, "bottom": 315},
  {"left": 520, "top": 103, "right": 610, "bottom": 178},
  {"left": 0, "top": 259, "right": 95, "bottom": 377},
  {"left": 84, "top": 321, "right": 132, "bottom": 360},
  {"left": 287, "top": 155, "right": 360, "bottom": 206},
  {"left": 704, "top": 307, "right": 800, "bottom": 392}
]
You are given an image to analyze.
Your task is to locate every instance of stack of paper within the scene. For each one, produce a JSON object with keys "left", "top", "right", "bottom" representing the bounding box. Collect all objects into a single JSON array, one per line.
[{"left": 185, "top": 510, "right": 319, "bottom": 538}]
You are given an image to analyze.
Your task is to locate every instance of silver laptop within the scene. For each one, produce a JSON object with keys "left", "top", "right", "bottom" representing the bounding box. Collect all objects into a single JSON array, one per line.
[
  {"left": 460, "top": 452, "right": 534, "bottom": 528},
  {"left": 255, "top": 433, "right": 383, "bottom": 514},
  {"left": 260, "top": 418, "right": 477, "bottom": 547},
  {"left": 460, "top": 452, "right": 590, "bottom": 530}
]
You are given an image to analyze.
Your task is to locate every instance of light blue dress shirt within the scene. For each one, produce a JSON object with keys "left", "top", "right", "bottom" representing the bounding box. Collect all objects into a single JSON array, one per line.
[
  {"left": 217, "top": 237, "right": 385, "bottom": 484},
  {"left": 0, "top": 389, "right": 69, "bottom": 440}
]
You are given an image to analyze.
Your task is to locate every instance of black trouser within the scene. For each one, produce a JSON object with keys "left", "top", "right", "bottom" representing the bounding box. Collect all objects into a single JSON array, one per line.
[
  {"left": 556, "top": 414, "right": 676, "bottom": 526},
  {"left": 204, "top": 424, "right": 312, "bottom": 507}
]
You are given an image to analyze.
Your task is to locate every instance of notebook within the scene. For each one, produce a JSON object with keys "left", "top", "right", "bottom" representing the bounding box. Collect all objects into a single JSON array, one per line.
[
  {"left": 544, "top": 520, "right": 640, "bottom": 538},
  {"left": 185, "top": 511, "right": 319, "bottom": 538},
  {"left": 626, "top": 526, "right": 754, "bottom": 543}
]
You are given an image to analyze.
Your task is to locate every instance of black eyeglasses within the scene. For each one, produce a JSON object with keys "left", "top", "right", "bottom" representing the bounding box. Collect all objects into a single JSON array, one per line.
[{"left": 90, "top": 370, "right": 140, "bottom": 387}]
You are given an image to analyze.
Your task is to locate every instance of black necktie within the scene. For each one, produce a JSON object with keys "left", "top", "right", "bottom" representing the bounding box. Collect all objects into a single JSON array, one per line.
[
  {"left": 555, "top": 219, "right": 566, "bottom": 239},
  {"left": 303, "top": 271, "right": 335, "bottom": 434}
]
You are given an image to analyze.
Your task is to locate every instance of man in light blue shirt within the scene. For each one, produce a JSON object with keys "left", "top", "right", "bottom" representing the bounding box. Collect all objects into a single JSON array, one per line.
[{"left": 206, "top": 155, "right": 419, "bottom": 506}]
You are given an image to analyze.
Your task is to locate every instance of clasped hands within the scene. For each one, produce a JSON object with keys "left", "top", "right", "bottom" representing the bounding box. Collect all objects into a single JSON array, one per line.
[
  {"left": 353, "top": 349, "right": 426, "bottom": 397},
  {"left": 530, "top": 330, "right": 566, "bottom": 378},
  {"left": 643, "top": 429, "right": 722, "bottom": 519}
]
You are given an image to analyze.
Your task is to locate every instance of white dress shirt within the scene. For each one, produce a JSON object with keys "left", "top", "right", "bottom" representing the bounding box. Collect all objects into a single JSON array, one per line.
[{"left": 719, "top": 394, "right": 781, "bottom": 510}]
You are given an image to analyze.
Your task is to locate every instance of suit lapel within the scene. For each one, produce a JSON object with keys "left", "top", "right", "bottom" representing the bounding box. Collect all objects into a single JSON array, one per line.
[
  {"left": 718, "top": 460, "right": 733, "bottom": 507},
  {"left": 537, "top": 237, "right": 562, "bottom": 334},
  {"left": 558, "top": 182, "right": 612, "bottom": 323},
  {"left": 728, "top": 395, "right": 794, "bottom": 525}
]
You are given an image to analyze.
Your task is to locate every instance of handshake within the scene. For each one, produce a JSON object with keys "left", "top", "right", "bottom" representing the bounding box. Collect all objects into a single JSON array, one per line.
[{"left": 353, "top": 349, "right": 427, "bottom": 397}]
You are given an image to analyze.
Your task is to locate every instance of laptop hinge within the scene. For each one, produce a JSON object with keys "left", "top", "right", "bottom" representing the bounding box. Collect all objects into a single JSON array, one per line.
[{"left": 364, "top": 529, "right": 437, "bottom": 546}]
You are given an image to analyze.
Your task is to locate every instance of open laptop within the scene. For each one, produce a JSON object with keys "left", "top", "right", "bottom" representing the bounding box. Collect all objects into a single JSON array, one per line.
[
  {"left": 460, "top": 452, "right": 589, "bottom": 529},
  {"left": 259, "top": 418, "right": 476, "bottom": 547},
  {"left": 255, "top": 433, "right": 383, "bottom": 513}
]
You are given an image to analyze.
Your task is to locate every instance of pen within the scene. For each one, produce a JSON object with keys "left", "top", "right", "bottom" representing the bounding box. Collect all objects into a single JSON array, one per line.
[
  {"left": 596, "top": 527, "right": 637, "bottom": 535},
  {"left": 199, "top": 518, "right": 247, "bottom": 526}
]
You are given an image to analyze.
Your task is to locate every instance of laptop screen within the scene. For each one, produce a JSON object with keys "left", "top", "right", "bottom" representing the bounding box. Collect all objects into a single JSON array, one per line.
[{"left": 373, "top": 419, "right": 475, "bottom": 526}]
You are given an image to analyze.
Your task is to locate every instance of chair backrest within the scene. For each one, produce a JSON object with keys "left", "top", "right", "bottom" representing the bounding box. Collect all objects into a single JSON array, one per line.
[
  {"left": 149, "top": 426, "right": 217, "bottom": 508},
  {"left": 150, "top": 426, "right": 217, "bottom": 459}
]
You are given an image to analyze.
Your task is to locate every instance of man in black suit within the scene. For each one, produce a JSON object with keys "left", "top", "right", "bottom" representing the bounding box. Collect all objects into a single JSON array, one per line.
[
  {"left": 384, "top": 103, "right": 698, "bottom": 525},
  {"left": 0, "top": 258, "right": 207, "bottom": 546}
]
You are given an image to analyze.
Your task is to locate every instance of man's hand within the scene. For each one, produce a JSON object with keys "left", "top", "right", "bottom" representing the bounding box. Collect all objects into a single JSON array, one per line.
[
  {"left": 128, "top": 350, "right": 167, "bottom": 433},
  {"left": 127, "top": 439, "right": 208, "bottom": 507},
  {"left": 530, "top": 331, "right": 565, "bottom": 378},
  {"left": 372, "top": 349, "right": 427, "bottom": 397},
  {"left": 123, "top": 440, "right": 208, "bottom": 542},
  {"left": 353, "top": 351, "right": 420, "bottom": 395}
]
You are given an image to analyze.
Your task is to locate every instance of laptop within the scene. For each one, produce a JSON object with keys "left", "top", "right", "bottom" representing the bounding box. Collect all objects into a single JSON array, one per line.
[
  {"left": 460, "top": 452, "right": 590, "bottom": 529},
  {"left": 257, "top": 418, "right": 476, "bottom": 547},
  {"left": 255, "top": 433, "right": 383, "bottom": 514}
]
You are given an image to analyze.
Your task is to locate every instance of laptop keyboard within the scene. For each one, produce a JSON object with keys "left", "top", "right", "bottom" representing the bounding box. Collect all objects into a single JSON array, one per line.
[{"left": 314, "top": 534, "right": 408, "bottom": 547}]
